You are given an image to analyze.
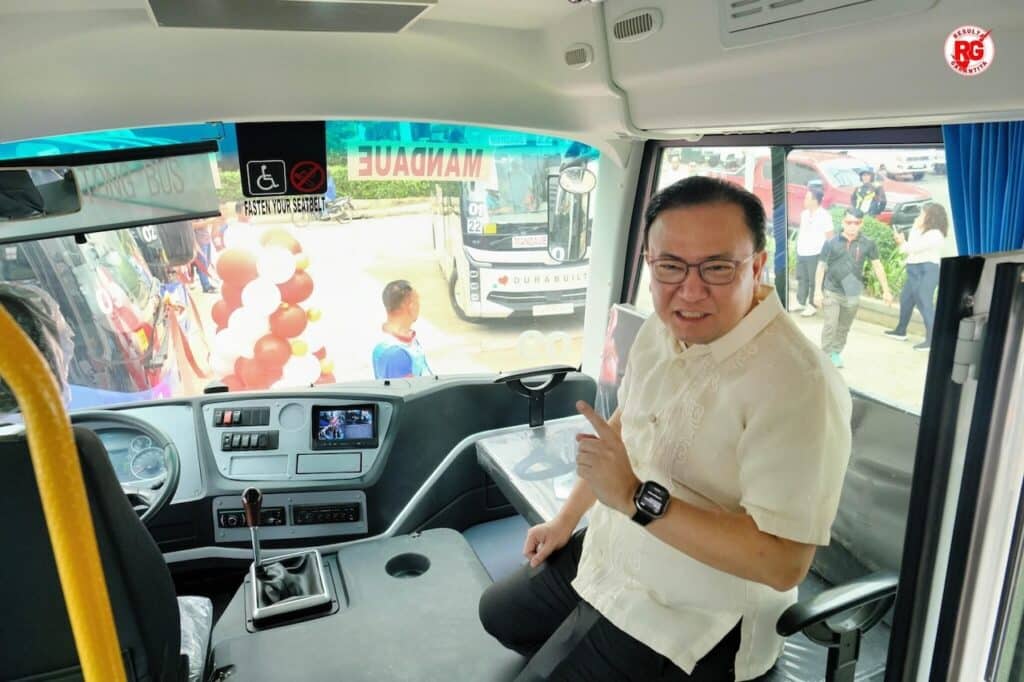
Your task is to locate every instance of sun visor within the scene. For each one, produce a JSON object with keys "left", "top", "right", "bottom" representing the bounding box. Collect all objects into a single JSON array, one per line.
[{"left": 0, "top": 141, "right": 221, "bottom": 245}]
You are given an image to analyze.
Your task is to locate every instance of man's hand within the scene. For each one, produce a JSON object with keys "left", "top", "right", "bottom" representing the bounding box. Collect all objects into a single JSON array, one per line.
[
  {"left": 523, "top": 517, "right": 574, "bottom": 568},
  {"left": 814, "top": 293, "right": 824, "bottom": 308},
  {"left": 575, "top": 401, "right": 640, "bottom": 517},
  {"left": 883, "top": 291, "right": 894, "bottom": 306}
]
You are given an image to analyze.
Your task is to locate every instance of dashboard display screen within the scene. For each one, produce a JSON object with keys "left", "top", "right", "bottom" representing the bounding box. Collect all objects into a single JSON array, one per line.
[{"left": 312, "top": 404, "right": 378, "bottom": 450}]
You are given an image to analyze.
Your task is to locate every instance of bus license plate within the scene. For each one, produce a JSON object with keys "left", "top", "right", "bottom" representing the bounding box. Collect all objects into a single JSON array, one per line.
[
  {"left": 532, "top": 303, "right": 573, "bottom": 316},
  {"left": 512, "top": 235, "right": 547, "bottom": 249}
]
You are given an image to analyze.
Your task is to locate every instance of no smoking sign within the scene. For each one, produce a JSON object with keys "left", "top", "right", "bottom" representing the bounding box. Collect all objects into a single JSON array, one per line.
[{"left": 236, "top": 122, "right": 328, "bottom": 198}]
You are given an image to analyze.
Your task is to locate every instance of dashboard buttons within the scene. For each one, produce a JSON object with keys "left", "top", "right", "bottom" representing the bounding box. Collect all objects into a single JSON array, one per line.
[
  {"left": 221, "top": 431, "right": 280, "bottom": 451},
  {"left": 218, "top": 507, "right": 286, "bottom": 528},
  {"left": 214, "top": 406, "right": 272, "bottom": 427}
]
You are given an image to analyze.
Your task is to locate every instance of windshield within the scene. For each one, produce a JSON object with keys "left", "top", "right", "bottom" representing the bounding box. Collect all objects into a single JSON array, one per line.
[
  {"left": 819, "top": 159, "right": 867, "bottom": 187},
  {"left": 0, "top": 120, "right": 599, "bottom": 409}
]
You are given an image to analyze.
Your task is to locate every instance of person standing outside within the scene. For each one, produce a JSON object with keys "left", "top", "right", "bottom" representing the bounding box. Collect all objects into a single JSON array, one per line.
[
  {"left": 850, "top": 169, "right": 886, "bottom": 217},
  {"left": 794, "top": 185, "right": 833, "bottom": 317},
  {"left": 372, "top": 280, "right": 432, "bottom": 379},
  {"left": 884, "top": 203, "right": 949, "bottom": 351},
  {"left": 814, "top": 208, "right": 894, "bottom": 368},
  {"left": 191, "top": 219, "right": 217, "bottom": 293}
]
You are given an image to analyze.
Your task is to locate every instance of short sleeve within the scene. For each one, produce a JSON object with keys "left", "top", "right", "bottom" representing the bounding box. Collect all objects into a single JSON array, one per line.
[
  {"left": 380, "top": 347, "right": 413, "bottom": 378},
  {"left": 737, "top": 370, "right": 852, "bottom": 545},
  {"left": 818, "top": 240, "right": 832, "bottom": 262}
]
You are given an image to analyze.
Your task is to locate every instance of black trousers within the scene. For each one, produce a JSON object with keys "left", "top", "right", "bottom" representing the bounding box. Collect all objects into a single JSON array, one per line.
[
  {"left": 478, "top": 530, "right": 740, "bottom": 681},
  {"left": 796, "top": 254, "right": 820, "bottom": 306}
]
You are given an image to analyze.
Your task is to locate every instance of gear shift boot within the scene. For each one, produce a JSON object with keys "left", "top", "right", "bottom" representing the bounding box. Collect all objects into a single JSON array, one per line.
[{"left": 250, "top": 548, "right": 331, "bottom": 624}]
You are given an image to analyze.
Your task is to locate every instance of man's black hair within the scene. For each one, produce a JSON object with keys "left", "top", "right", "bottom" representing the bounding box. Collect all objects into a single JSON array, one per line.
[
  {"left": 807, "top": 186, "right": 825, "bottom": 205},
  {"left": 643, "top": 176, "right": 766, "bottom": 253},
  {"left": 845, "top": 207, "right": 865, "bottom": 220},
  {"left": 382, "top": 279, "right": 414, "bottom": 313}
]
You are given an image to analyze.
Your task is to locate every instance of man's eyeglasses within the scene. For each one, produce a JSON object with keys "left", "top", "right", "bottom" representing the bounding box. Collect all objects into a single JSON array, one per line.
[{"left": 646, "top": 254, "right": 754, "bottom": 286}]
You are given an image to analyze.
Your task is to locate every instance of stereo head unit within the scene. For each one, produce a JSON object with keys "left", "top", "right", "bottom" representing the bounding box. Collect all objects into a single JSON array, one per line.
[{"left": 311, "top": 404, "right": 378, "bottom": 450}]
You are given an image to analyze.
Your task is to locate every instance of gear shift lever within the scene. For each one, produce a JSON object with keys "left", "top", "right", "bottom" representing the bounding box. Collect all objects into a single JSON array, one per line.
[{"left": 242, "top": 487, "right": 263, "bottom": 569}]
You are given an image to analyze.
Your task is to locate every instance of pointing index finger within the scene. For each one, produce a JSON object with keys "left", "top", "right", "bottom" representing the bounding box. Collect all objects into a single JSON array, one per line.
[{"left": 576, "top": 401, "right": 616, "bottom": 440}]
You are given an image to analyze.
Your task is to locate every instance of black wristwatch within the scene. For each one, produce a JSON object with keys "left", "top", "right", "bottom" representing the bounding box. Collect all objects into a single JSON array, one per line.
[{"left": 631, "top": 480, "right": 671, "bottom": 526}]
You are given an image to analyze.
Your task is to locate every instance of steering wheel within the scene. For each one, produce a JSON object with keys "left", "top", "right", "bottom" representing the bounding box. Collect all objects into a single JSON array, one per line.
[{"left": 70, "top": 411, "right": 181, "bottom": 525}]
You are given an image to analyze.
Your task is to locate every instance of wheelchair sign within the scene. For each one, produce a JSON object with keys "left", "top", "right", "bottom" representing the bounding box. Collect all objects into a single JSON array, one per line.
[{"left": 246, "top": 160, "right": 287, "bottom": 196}]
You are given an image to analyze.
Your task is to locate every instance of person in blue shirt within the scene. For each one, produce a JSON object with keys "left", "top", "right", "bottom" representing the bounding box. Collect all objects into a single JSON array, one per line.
[{"left": 372, "top": 280, "right": 432, "bottom": 379}]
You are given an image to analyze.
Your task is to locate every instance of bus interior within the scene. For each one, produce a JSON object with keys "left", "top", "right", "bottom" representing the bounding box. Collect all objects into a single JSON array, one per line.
[{"left": 1, "top": 1, "right": 1023, "bottom": 681}]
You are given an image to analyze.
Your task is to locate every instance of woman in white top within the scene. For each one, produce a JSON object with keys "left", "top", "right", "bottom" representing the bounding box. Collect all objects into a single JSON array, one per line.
[{"left": 884, "top": 203, "right": 949, "bottom": 350}]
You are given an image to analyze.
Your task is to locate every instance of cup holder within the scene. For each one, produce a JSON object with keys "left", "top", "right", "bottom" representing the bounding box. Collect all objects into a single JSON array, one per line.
[{"left": 385, "top": 552, "right": 430, "bottom": 578}]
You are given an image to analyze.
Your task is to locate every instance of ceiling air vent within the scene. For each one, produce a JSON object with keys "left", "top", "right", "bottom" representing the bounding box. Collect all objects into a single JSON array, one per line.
[
  {"left": 147, "top": 0, "right": 436, "bottom": 33},
  {"left": 611, "top": 9, "right": 662, "bottom": 43},
  {"left": 564, "top": 44, "right": 594, "bottom": 69},
  {"left": 719, "top": 0, "right": 936, "bottom": 47}
]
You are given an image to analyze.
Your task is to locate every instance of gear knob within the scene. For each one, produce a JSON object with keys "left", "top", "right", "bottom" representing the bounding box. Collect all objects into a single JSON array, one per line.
[
  {"left": 242, "top": 487, "right": 264, "bottom": 569},
  {"left": 242, "top": 487, "right": 263, "bottom": 528}
]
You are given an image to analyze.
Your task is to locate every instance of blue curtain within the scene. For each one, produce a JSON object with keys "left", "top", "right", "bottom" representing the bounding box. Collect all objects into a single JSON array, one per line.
[{"left": 943, "top": 121, "right": 1024, "bottom": 255}]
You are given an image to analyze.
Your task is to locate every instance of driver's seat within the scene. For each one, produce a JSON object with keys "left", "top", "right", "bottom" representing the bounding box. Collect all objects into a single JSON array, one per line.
[{"left": 0, "top": 426, "right": 212, "bottom": 682}]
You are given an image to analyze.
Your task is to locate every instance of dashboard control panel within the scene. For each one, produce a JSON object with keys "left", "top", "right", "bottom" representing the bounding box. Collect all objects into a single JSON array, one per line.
[
  {"left": 213, "top": 491, "right": 367, "bottom": 542},
  {"left": 201, "top": 399, "right": 393, "bottom": 481}
]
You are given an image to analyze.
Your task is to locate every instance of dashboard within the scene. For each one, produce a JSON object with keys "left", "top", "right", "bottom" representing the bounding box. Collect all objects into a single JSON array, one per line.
[
  {"left": 98, "top": 429, "right": 168, "bottom": 486},
  {"left": 63, "top": 374, "right": 597, "bottom": 557}
]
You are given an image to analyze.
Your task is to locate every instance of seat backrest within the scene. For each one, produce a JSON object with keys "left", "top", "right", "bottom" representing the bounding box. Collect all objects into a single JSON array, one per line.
[
  {"left": 0, "top": 426, "right": 182, "bottom": 681},
  {"left": 811, "top": 391, "right": 919, "bottom": 587}
]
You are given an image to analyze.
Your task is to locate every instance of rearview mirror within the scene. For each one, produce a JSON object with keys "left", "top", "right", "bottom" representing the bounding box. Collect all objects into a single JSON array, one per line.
[{"left": 0, "top": 167, "right": 81, "bottom": 221}]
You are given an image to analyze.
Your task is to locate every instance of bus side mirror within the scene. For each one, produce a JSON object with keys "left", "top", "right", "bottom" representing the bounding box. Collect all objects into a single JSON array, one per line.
[{"left": 547, "top": 168, "right": 595, "bottom": 263}]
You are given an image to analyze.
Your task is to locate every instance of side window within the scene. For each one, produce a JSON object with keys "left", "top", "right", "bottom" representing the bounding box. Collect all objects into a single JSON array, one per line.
[{"left": 786, "top": 146, "right": 955, "bottom": 413}]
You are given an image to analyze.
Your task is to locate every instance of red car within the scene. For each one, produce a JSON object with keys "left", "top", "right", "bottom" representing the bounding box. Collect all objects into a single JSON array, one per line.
[{"left": 710, "top": 151, "right": 932, "bottom": 231}]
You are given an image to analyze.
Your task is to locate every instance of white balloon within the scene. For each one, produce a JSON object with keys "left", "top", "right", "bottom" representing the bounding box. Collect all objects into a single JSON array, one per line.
[
  {"left": 299, "top": 320, "right": 326, "bottom": 354},
  {"left": 213, "top": 328, "right": 253, "bottom": 360},
  {"left": 211, "top": 352, "right": 237, "bottom": 377},
  {"left": 281, "top": 354, "right": 321, "bottom": 386},
  {"left": 213, "top": 329, "right": 240, "bottom": 359},
  {"left": 241, "top": 277, "right": 282, "bottom": 317},
  {"left": 257, "top": 246, "right": 297, "bottom": 284},
  {"left": 227, "top": 307, "right": 270, "bottom": 347},
  {"left": 222, "top": 225, "right": 260, "bottom": 252}
]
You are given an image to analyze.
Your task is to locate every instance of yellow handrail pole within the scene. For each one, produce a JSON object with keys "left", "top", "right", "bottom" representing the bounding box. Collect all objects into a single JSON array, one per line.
[{"left": 0, "top": 306, "right": 126, "bottom": 682}]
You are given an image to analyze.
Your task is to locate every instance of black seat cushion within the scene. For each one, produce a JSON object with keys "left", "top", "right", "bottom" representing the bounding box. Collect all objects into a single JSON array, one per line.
[{"left": 0, "top": 427, "right": 182, "bottom": 681}]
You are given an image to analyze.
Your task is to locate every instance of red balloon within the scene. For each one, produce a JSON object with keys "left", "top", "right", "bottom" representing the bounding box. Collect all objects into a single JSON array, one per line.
[
  {"left": 211, "top": 299, "right": 233, "bottom": 329},
  {"left": 221, "top": 281, "right": 243, "bottom": 309},
  {"left": 254, "top": 334, "right": 292, "bottom": 369},
  {"left": 313, "top": 347, "right": 327, "bottom": 360},
  {"left": 222, "top": 374, "right": 244, "bottom": 392},
  {"left": 260, "top": 228, "right": 302, "bottom": 255},
  {"left": 278, "top": 270, "right": 314, "bottom": 305},
  {"left": 235, "top": 356, "right": 283, "bottom": 390},
  {"left": 316, "top": 372, "right": 336, "bottom": 385},
  {"left": 215, "top": 249, "right": 258, "bottom": 288},
  {"left": 269, "top": 304, "right": 308, "bottom": 339}
]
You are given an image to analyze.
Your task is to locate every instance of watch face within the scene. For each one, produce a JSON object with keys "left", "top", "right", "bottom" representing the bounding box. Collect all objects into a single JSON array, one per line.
[{"left": 636, "top": 482, "right": 669, "bottom": 516}]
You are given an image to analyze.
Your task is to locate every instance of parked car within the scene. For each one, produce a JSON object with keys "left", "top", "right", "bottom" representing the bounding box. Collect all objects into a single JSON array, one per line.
[
  {"left": 707, "top": 150, "right": 932, "bottom": 232},
  {"left": 844, "top": 149, "right": 932, "bottom": 181}
]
